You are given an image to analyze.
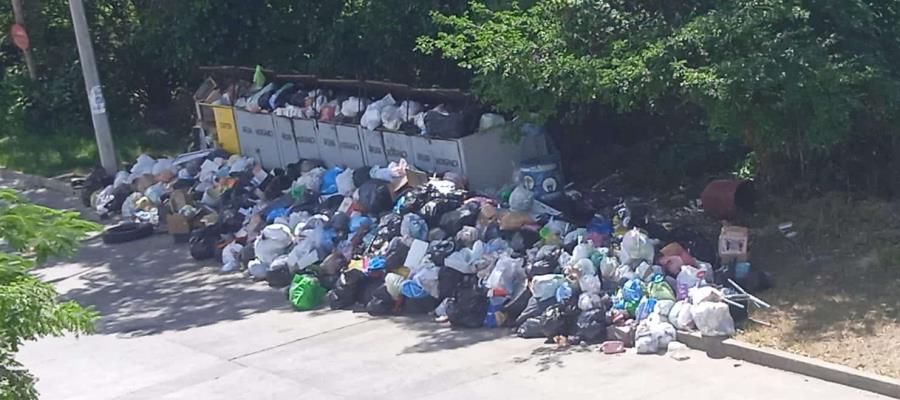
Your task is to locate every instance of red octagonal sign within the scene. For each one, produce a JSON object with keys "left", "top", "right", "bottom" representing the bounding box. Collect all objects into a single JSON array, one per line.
[{"left": 11, "top": 23, "right": 30, "bottom": 51}]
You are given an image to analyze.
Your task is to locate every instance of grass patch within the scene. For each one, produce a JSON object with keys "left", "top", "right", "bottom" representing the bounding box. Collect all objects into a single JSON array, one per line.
[{"left": 0, "top": 126, "right": 188, "bottom": 176}]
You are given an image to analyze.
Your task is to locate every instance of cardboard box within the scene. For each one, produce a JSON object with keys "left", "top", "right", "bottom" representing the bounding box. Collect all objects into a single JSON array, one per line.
[
  {"left": 234, "top": 110, "right": 281, "bottom": 170},
  {"left": 166, "top": 213, "right": 191, "bottom": 235},
  {"left": 719, "top": 225, "right": 749, "bottom": 264},
  {"left": 273, "top": 115, "right": 301, "bottom": 166},
  {"left": 292, "top": 118, "right": 320, "bottom": 160}
]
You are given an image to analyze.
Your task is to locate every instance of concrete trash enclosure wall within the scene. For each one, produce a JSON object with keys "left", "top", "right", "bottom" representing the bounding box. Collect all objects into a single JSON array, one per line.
[{"left": 207, "top": 105, "right": 550, "bottom": 190}]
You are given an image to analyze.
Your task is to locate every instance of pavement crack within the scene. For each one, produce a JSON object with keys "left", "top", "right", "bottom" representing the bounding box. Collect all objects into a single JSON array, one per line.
[{"left": 227, "top": 319, "right": 374, "bottom": 362}]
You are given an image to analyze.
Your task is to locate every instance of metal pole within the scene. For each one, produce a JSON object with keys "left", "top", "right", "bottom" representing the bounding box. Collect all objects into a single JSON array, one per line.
[
  {"left": 11, "top": 0, "right": 37, "bottom": 79},
  {"left": 68, "top": 0, "right": 117, "bottom": 174}
]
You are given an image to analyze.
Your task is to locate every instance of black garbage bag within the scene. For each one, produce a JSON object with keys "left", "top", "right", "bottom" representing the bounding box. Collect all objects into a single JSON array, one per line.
[
  {"left": 668, "top": 227, "right": 717, "bottom": 266},
  {"left": 317, "top": 273, "right": 340, "bottom": 292},
  {"left": 329, "top": 212, "right": 351, "bottom": 233},
  {"left": 352, "top": 166, "right": 372, "bottom": 188},
  {"left": 327, "top": 269, "right": 366, "bottom": 310},
  {"left": 370, "top": 213, "right": 402, "bottom": 246},
  {"left": 517, "top": 317, "right": 545, "bottom": 339},
  {"left": 79, "top": 166, "right": 113, "bottom": 207},
  {"left": 402, "top": 296, "right": 439, "bottom": 315},
  {"left": 515, "top": 296, "right": 557, "bottom": 327},
  {"left": 439, "top": 203, "right": 480, "bottom": 236},
  {"left": 294, "top": 190, "right": 321, "bottom": 213},
  {"left": 437, "top": 266, "right": 465, "bottom": 300},
  {"left": 318, "top": 195, "right": 345, "bottom": 216},
  {"left": 428, "top": 240, "right": 455, "bottom": 267},
  {"left": 540, "top": 303, "right": 578, "bottom": 338},
  {"left": 366, "top": 285, "right": 396, "bottom": 316},
  {"left": 382, "top": 238, "right": 410, "bottom": 270},
  {"left": 447, "top": 276, "right": 488, "bottom": 329},
  {"left": 266, "top": 264, "right": 293, "bottom": 289},
  {"left": 358, "top": 181, "right": 393, "bottom": 215},
  {"left": 357, "top": 277, "right": 384, "bottom": 305},
  {"left": 395, "top": 187, "right": 428, "bottom": 215},
  {"left": 508, "top": 229, "right": 541, "bottom": 253},
  {"left": 189, "top": 227, "right": 220, "bottom": 261},
  {"left": 574, "top": 308, "right": 608, "bottom": 343},
  {"left": 500, "top": 287, "right": 533, "bottom": 325},
  {"left": 424, "top": 110, "right": 467, "bottom": 139},
  {"left": 527, "top": 260, "right": 557, "bottom": 277},
  {"left": 263, "top": 174, "right": 293, "bottom": 201},
  {"left": 420, "top": 198, "right": 463, "bottom": 227}
]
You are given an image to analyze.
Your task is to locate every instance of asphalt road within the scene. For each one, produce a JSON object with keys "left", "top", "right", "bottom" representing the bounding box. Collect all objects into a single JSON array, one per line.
[{"left": 3, "top": 174, "right": 890, "bottom": 400}]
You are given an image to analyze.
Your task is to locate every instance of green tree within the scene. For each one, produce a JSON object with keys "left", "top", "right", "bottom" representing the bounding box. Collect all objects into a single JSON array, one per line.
[
  {"left": 419, "top": 0, "right": 900, "bottom": 187},
  {"left": 0, "top": 189, "right": 100, "bottom": 400}
]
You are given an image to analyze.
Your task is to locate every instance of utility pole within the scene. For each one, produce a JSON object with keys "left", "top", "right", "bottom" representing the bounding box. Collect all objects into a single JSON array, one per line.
[
  {"left": 68, "top": 0, "right": 117, "bottom": 174},
  {"left": 10, "top": 0, "right": 36, "bottom": 79}
]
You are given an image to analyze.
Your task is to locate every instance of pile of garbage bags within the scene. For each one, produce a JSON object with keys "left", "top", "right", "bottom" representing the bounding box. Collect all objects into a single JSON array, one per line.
[{"left": 82, "top": 149, "right": 759, "bottom": 352}]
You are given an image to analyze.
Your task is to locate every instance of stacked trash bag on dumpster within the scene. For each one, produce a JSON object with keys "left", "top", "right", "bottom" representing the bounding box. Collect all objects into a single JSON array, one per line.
[{"left": 82, "top": 149, "right": 769, "bottom": 355}]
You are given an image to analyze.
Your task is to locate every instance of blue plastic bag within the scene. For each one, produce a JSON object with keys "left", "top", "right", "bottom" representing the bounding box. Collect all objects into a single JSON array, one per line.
[
  {"left": 623, "top": 279, "right": 643, "bottom": 302},
  {"left": 401, "top": 280, "right": 429, "bottom": 299},
  {"left": 555, "top": 281, "right": 574, "bottom": 303},
  {"left": 349, "top": 216, "right": 374, "bottom": 233},
  {"left": 320, "top": 166, "right": 343, "bottom": 195}
]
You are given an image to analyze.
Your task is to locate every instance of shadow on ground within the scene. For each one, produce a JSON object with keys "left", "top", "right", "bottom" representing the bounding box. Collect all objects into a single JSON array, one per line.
[{"left": 39, "top": 233, "right": 288, "bottom": 336}]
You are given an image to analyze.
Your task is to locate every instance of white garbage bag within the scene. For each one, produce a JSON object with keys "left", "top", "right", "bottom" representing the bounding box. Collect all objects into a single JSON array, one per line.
[
  {"left": 248, "top": 259, "right": 269, "bottom": 279},
  {"left": 486, "top": 254, "right": 525, "bottom": 292},
  {"left": 360, "top": 94, "right": 397, "bottom": 130},
  {"left": 336, "top": 168, "right": 355, "bottom": 196},
  {"left": 221, "top": 242, "right": 244, "bottom": 273},
  {"left": 254, "top": 224, "right": 294, "bottom": 264},
  {"left": 690, "top": 301, "right": 735, "bottom": 337},
  {"left": 380, "top": 105, "right": 402, "bottom": 131},
  {"left": 669, "top": 300, "right": 695, "bottom": 331},
  {"left": 341, "top": 97, "right": 369, "bottom": 118},
  {"left": 509, "top": 185, "right": 534, "bottom": 212},
  {"left": 599, "top": 254, "right": 619, "bottom": 281},
  {"left": 572, "top": 241, "right": 594, "bottom": 262},
  {"left": 398, "top": 101, "right": 423, "bottom": 122},
  {"left": 478, "top": 113, "right": 506, "bottom": 131},
  {"left": 578, "top": 274, "right": 602, "bottom": 295},
  {"left": 531, "top": 274, "right": 565, "bottom": 300},
  {"left": 578, "top": 292, "right": 603, "bottom": 311},
  {"left": 131, "top": 154, "right": 155, "bottom": 175},
  {"left": 620, "top": 228, "right": 655, "bottom": 265},
  {"left": 413, "top": 262, "right": 441, "bottom": 298},
  {"left": 294, "top": 167, "right": 326, "bottom": 192}
]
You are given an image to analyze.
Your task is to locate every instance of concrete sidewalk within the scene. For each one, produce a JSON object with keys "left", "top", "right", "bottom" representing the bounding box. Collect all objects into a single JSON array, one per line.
[{"left": 4, "top": 175, "right": 891, "bottom": 400}]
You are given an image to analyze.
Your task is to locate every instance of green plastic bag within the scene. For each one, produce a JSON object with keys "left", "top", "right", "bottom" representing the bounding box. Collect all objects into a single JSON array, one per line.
[
  {"left": 643, "top": 274, "right": 676, "bottom": 301},
  {"left": 253, "top": 65, "right": 266, "bottom": 88},
  {"left": 289, "top": 274, "right": 325, "bottom": 311}
]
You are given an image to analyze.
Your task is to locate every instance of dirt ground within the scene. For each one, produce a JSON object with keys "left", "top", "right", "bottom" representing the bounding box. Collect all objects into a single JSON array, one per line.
[{"left": 736, "top": 194, "right": 900, "bottom": 378}]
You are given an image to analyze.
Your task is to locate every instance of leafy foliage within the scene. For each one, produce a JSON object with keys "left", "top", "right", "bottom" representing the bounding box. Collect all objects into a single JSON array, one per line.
[
  {"left": 420, "top": 0, "right": 900, "bottom": 187},
  {"left": 0, "top": 189, "right": 100, "bottom": 400}
]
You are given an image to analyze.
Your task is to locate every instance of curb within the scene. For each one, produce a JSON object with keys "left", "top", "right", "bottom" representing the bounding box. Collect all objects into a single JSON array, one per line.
[
  {"left": 0, "top": 168, "right": 75, "bottom": 195},
  {"left": 677, "top": 331, "right": 900, "bottom": 398}
]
